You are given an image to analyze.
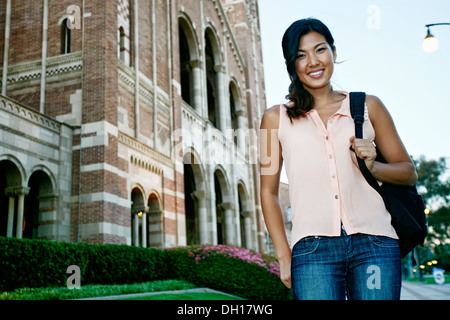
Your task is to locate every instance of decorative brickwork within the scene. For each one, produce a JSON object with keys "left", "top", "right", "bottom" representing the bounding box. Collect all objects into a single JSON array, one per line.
[{"left": 0, "top": 0, "right": 268, "bottom": 252}]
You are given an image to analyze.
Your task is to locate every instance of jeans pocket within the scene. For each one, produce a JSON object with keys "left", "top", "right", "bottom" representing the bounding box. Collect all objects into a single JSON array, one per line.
[
  {"left": 292, "top": 236, "right": 319, "bottom": 257},
  {"left": 367, "top": 235, "right": 399, "bottom": 248}
]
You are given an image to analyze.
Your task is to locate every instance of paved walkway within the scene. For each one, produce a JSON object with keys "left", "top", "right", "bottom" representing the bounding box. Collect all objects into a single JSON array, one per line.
[
  {"left": 77, "top": 288, "right": 244, "bottom": 300},
  {"left": 79, "top": 282, "right": 450, "bottom": 300},
  {"left": 401, "top": 281, "right": 450, "bottom": 300}
]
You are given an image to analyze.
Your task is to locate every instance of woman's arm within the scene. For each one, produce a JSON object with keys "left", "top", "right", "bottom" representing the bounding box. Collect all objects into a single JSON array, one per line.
[
  {"left": 259, "top": 105, "right": 291, "bottom": 288},
  {"left": 350, "top": 95, "right": 418, "bottom": 186}
]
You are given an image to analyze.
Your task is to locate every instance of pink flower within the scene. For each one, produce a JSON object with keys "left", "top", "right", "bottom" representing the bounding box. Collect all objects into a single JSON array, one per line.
[{"left": 183, "top": 244, "right": 281, "bottom": 276}]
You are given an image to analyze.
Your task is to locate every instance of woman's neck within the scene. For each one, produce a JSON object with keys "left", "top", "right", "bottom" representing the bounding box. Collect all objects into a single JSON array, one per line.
[{"left": 305, "top": 84, "right": 342, "bottom": 110}]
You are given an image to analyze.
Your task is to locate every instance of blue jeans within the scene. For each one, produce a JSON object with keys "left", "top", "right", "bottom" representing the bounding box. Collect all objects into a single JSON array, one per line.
[{"left": 291, "top": 229, "right": 402, "bottom": 300}]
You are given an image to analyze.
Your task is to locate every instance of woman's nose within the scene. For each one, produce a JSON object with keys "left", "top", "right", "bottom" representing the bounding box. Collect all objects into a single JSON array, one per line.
[{"left": 309, "top": 55, "right": 319, "bottom": 66}]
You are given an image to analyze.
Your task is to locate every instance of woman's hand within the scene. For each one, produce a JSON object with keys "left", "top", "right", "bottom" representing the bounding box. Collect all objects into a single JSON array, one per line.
[
  {"left": 349, "top": 136, "right": 377, "bottom": 172},
  {"left": 279, "top": 254, "right": 292, "bottom": 289}
]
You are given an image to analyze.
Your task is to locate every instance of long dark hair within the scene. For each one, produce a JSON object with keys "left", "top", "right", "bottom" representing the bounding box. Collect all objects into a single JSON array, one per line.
[{"left": 282, "top": 18, "right": 336, "bottom": 121}]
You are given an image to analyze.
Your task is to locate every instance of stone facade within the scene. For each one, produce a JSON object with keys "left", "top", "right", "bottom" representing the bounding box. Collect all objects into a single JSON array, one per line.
[{"left": 0, "top": 0, "right": 267, "bottom": 251}]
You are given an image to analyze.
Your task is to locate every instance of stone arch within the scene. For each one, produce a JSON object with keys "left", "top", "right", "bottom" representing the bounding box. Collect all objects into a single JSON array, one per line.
[
  {"left": 0, "top": 157, "right": 26, "bottom": 238},
  {"left": 131, "top": 185, "right": 145, "bottom": 246},
  {"left": 178, "top": 14, "right": 202, "bottom": 111},
  {"left": 0, "top": 155, "right": 26, "bottom": 186},
  {"left": 229, "top": 79, "right": 241, "bottom": 131},
  {"left": 147, "top": 191, "right": 163, "bottom": 247},
  {"left": 204, "top": 26, "right": 225, "bottom": 130},
  {"left": 24, "top": 168, "right": 55, "bottom": 239},
  {"left": 237, "top": 181, "right": 252, "bottom": 249},
  {"left": 183, "top": 148, "right": 208, "bottom": 245},
  {"left": 28, "top": 165, "right": 57, "bottom": 194},
  {"left": 204, "top": 25, "right": 223, "bottom": 66},
  {"left": 60, "top": 18, "right": 71, "bottom": 54},
  {"left": 214, "top": 165, "right": 234, "bottom": 245}
]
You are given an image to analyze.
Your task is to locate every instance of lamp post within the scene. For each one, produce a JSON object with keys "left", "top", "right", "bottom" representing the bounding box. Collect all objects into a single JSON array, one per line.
[{"left": 423, "top": 23, "right": 450, "bottom": 53}]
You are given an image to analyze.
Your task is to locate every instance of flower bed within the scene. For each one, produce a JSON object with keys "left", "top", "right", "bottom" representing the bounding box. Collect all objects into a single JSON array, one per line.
[
  {"left": 188, "top": 245, "right": 280, "bottom": 276},
  {"left": 166, "top": 245, "right": 290, "bottom": 300},
  {"left": 0, "top": 237, "right": 291, "bottom": 300}
]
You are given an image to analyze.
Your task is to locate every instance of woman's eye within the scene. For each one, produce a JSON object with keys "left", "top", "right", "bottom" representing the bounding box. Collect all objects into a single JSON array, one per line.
[
  {"left": 317, "top": 47, "right": 327, "bottom": 53},
  {"left": 296, "top": 54, "right": 306, "bottom": 59}
]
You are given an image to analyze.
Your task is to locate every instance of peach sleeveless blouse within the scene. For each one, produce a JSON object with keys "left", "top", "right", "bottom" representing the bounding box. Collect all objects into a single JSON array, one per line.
[{"left": 278, "top": 92, "right": 398, "bottom": 248}]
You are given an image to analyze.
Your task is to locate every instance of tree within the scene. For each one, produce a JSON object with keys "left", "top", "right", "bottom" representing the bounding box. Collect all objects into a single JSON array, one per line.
[{"left": 414, "top": 156, "right": 450, "bottom": 270}]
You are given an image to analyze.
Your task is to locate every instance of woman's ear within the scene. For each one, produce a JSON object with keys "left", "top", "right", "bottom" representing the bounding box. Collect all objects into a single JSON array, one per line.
[{"left": 333, "top": 47, "right": 337, "bottom": 63}]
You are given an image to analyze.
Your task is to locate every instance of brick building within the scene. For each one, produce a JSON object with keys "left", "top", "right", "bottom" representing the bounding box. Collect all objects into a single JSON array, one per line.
[{"left": 0, "top": 0, "right": 268, "bottom": 252}]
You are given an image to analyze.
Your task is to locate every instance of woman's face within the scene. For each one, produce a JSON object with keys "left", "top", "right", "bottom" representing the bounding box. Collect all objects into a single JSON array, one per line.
[{"left": 295, "top": 31, "right": 336, "bottom": 91}]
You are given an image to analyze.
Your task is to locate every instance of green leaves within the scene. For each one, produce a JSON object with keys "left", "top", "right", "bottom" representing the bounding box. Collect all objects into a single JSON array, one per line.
[
  {"left": 0, "top": 238, "right": 291, "bottom": 300},
  {"left": 0, "top": 237, "right": 167, "bottom": 292}
]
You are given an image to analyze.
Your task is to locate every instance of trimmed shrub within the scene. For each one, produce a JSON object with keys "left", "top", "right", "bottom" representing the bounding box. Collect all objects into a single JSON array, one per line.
[
  {"left": 166, "top": 245, "right": 291, "bottom": 300},
  {"left": 0, "top": 238, "right": 291, "bottom": 300},
  {"left": 0, "top": 237, "right": 167, "bottom": 291},
  {"left": 0, "top": 280, "right": 196, "bottom": 300}
]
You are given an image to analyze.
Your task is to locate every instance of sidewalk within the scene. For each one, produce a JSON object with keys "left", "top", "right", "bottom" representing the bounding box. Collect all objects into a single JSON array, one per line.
[{"left": 401, "top": 281, "right": 450, "bottom": 300}]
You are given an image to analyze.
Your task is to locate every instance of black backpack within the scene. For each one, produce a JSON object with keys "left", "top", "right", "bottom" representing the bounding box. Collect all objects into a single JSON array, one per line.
[{"left": 349, "top": 92, "right": 428, "bottom": 258}]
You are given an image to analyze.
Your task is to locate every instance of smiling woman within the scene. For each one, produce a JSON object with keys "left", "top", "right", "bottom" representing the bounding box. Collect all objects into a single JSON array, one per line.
[
  {"left": 260, "top": 17, "right": 417, "bottom": 301},
  {"left": 282, "top": 18, "right": 337, "bottom": 121}
]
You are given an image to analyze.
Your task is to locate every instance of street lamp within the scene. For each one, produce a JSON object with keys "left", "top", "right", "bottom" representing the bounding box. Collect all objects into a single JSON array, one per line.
[{"left": 423, "top": 23, "right": 450, "bottom": 53}]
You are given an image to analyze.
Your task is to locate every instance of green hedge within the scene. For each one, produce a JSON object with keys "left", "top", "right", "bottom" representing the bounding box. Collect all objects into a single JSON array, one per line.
[
  {"left": 166, "top": 245, "right": 291, "bottom": 300},
  {"left": 0, "top": 238, "right": 291, "bottom": 300},
  {"left": 0, "top": 237, "right": 167, "bottom": 292}
]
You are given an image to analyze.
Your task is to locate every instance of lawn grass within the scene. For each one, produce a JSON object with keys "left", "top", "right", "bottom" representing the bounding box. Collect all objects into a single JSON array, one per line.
[
  {"left": 119, "top": 291, "right": 244, "bottom": 300},
  {"left": 0, "top": 279, "right": 198, "bottom": 300}
]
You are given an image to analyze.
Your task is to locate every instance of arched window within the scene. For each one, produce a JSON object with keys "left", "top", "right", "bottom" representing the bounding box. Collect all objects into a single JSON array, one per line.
[
  {"left": 229, "top": 82, "right": 240, "bottom": 131},
  {"left": 24, "top": 170, "right": 54, "bottom": 239},
  {"left": 147, "top": 193, "right": 162, "bottom": 247},
  {"left": 131, "top": 187, "right": 145, "bottom": 247},
  {"left": 61, "top": 18, "right": 71, "bottom": 54},
  {"left": 0, "top": 160, "right": 23, "bottom": 238},
  {"left": 184, "top": 163, "right": 198, "bottom": 245},
  {"left": 178, "top": 17, "right": 201, "bottom": 111},
  {"left": 205, "top": 34, "right": 218, "bottom": 128},
  {"left": 179, "top": 24, "right": 192, "bottom": 106},
  {"left": 119, "top": 26, "right": 126, "bottom": 62}
]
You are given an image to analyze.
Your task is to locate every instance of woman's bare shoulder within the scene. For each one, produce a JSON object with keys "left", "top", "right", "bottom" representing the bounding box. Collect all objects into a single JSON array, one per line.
[
  {"left": 261, "top": 104, "right": 283, "bottom": 129},
  {"left": 365, "top": 94, "right": 393, "bottom": 123}
]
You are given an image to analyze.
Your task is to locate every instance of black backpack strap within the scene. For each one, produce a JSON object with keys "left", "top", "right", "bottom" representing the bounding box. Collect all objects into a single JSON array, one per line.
[
  {"left": 349, "top": 92, "right": 383, "bottom": 195},
  {"left": 349, "top": 92, "right": 366, "bottom": 138}
]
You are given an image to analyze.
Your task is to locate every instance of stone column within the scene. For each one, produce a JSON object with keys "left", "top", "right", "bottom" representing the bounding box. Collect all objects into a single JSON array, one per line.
[
  {"left": 141, "top": 212, "right": 147, "bottom": 247},
  {"left": 16, "top": 187, "right": 30, "bottom": 239},
  {"left": 133, "top": 212, "right": 140, "bottom": 246},
  {"left": 235, "top": 109, "right": 247, "bottom": 151},
  {"left": 214, "top": 64, "right": 227, "bottom": 132},
  {"left": 1, "top": 0, "right": 11, "bottom": 95},
  {"left": 242, "top": 211, "right": 253, "bottom": 249},
  {"left": 192, "top": 190, "right": 209, "bottom": 244},
  {"left": 134, "top": 0, "right": 140, "bottom": 138},
  {"left": 191, "top": 59, "right": 202, "bottom": 112},
  {"left": 40, "top": 0, "right": 49, "bottom": 113},
  {"left": 219, "top": 202, "right": 235, "bottom": 245},
  {"left": 5, "top": 187, "right": 29, "bottom": 238},
  {"left": 6, "top": 195, "right": 15, "bottom": 237}
]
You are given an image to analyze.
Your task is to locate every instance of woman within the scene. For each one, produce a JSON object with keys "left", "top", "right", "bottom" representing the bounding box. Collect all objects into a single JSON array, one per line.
[{"left": 259, "top": 18, "right": 417, "bottom": 300}]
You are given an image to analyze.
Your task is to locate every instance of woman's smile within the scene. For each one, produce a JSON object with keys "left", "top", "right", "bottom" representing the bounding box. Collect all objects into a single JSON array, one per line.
[{"left": 308, "top": 69, "right": 325, "bottom": 79}]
